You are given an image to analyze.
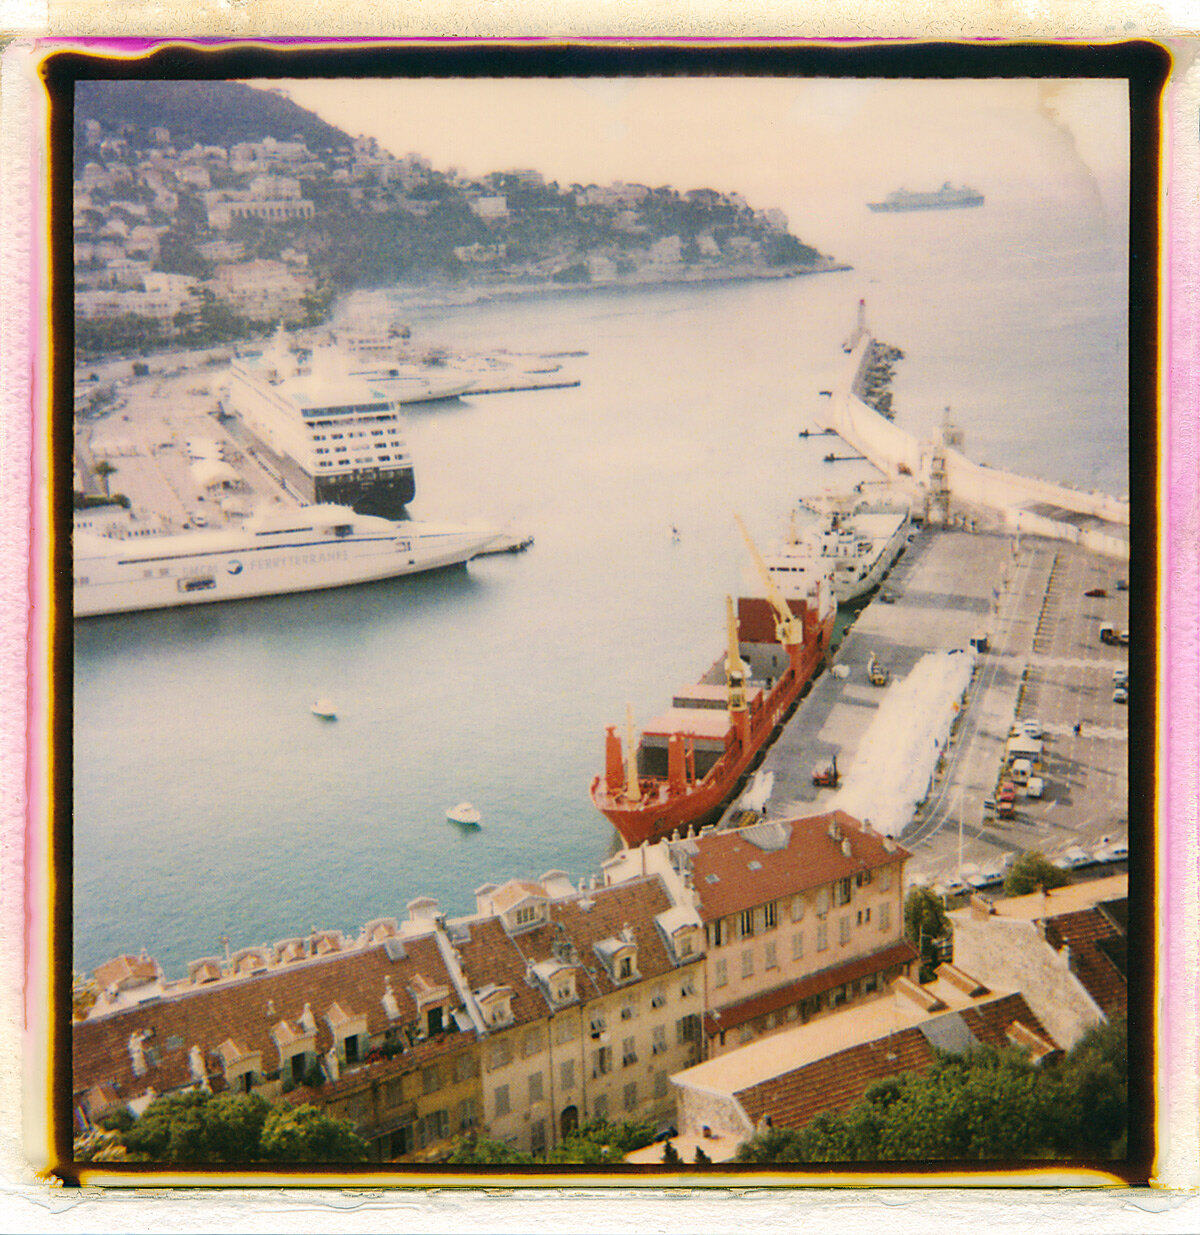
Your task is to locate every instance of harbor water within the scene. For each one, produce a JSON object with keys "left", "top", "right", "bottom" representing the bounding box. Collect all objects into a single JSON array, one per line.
[{"left": 73, "top": 193, "right": 1128, "bottom": 977}]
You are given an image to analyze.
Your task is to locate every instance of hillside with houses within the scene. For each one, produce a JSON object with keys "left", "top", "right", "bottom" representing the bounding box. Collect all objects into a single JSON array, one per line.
[{"left": 73, "top": 81, "right": 840, "bottom": 357}]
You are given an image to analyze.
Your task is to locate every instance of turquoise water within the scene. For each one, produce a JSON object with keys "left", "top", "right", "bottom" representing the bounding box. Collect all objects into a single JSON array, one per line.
[{"left": 73, "top": 194, "right": 1127, "bottom": 977}]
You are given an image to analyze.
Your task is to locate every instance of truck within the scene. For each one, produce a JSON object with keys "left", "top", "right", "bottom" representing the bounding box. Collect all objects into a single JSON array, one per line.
[
  {"left": 1099, "top": 623, "right": 1117, "bottom": 646},
  {"left": 811, "top": 753, "right": 840, "bottom": 788}
]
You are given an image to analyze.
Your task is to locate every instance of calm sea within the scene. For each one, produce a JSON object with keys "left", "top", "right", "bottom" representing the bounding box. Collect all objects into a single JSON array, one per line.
[{"left": 73, "top": 192, "right": 1128, "bottom": 977}]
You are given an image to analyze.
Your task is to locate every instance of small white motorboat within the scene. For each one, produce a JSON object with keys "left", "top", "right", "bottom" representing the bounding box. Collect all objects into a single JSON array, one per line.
[
  {"left": 446, "top": 802, "right": 481, "bottom": 826},
  {"left": 311, "top": 699, "right": 338, "bottom": 720}
]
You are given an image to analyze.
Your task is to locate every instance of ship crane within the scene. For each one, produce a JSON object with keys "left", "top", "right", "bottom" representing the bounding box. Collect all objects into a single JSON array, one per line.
[
  {"left": 725, "top": 595, "right": 751, "bottom": 749},
  {"left": 734, "top": 514, "right": 805, "bottom": 652}
]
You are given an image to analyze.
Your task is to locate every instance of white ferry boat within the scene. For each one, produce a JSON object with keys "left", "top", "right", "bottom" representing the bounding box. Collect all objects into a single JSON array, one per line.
[
  {"left": 227, "top": 330, "right": 417, "bottom": 518},
  {"left": 798, "top": 500, "right": 912, "bottom": 604},
  {"left": 73, "top": 504, "right": 500, "bottom": 617}
]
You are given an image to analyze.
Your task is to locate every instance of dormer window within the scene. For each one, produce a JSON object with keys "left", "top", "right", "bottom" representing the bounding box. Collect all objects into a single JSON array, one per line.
[
  {"left": 515, "top": 906, "right": 538, "bottom": 927},
  {"left": 618, "top": 955, "right": 634, "bottom": 979}
]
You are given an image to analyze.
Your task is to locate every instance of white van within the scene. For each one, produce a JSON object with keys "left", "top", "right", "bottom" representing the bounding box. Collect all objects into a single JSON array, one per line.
[{"left": 1009, "top": 758, "right": 1033, "bottom": 786}]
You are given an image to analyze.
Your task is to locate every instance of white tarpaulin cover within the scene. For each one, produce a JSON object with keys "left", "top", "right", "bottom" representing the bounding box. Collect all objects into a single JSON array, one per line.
[{"left": 829, "top": 649, "right": 976, "bottom": 837}]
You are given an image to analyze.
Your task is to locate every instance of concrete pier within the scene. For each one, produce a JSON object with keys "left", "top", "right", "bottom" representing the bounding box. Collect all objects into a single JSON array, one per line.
[{"left": 731, "top": 526, "right": 1129, "bottom": 892}]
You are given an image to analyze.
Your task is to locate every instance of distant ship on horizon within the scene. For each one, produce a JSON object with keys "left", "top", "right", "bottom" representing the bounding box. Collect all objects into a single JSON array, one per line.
[{"left": 867, "top": 183, "right": 985, "bottom": 213}]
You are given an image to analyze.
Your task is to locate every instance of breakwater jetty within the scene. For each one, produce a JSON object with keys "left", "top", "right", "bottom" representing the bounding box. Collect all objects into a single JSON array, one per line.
[{"left": 817, "top": 308, "right": 1129, "bottom": 561}]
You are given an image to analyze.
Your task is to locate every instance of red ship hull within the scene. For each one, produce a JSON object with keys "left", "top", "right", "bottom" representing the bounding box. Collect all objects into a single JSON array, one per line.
[{"left": 590, "top": 597, "right": 835, "bottom": 848}]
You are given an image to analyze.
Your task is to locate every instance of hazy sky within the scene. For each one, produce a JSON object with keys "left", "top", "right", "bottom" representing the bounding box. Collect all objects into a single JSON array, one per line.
[{"left": 264, "top": 76, "right": 1129, "bottom": 243}]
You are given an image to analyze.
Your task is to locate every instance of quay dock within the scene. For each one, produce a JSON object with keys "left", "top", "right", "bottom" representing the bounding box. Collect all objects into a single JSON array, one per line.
[{"left": 729, "top": 525, "right": 1129, "bottom": 892}]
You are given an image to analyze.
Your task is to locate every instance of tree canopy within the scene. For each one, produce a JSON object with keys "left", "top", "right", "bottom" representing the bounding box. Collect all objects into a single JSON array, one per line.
[
  {"left": 97, "top": 1090, "right": 369, "bottom": 1164},
  {"left": 904, "top": 886, "right": 952, "bottom": 982},
  {"left": 1003, "top": 851, "right": 1071, "bottom": 898}
]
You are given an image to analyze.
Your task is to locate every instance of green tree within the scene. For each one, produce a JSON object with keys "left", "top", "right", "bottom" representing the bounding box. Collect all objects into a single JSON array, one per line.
[
  {"left": 1045, "top": 1017, "right": 1127, "bottom": 1157},
  {"left": 446, "top": 1133, "right": 535, "bottom": 1165},
  {"left": 693, "top": 1144, "right": 712, "bottom": 1165},
  {"left": 121, "top": 1091, "right": 270, "bottom": 1163},
  {"left": 904, "top": 886, "right": 951, "bottom": 982},
  {"left": 660, "top": 1138, "right": 683, "bottom": 1166},
  {"left": 258, "top": 1104, "right": 370, "bottom": 1163},
  {"left": 93, "top": 459, "right": 118, "bottom": 497},
  {"left": 1003, "top": 851, "right": 1071, "bottom": 898}
]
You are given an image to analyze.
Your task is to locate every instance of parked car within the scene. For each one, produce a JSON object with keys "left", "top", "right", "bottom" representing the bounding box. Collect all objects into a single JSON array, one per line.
[
  {"left": 1084, "top": 587, "right": 1108, "bottom": 598},
  {"left": 1019, "top": 719, "right": 1044, "bottom": 739},
  {"left": 1025, "top": 776, "right": 1045, "bottom": 799},
  {"left": 1055, "top": 845, "right": 1092, "bottom": 870},
  {"left": 1113, "top": 685, "right": 1128, "bottom": 704},
  {"left": 1113, "top": 667, "right": 1129, "bottom": 687},
  {"left": 1115, "top": 578, "right": 1128, "bottom": 591}
]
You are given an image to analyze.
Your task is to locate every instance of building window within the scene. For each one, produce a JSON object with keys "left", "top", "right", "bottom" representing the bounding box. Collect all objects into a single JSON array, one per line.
[
  {"left": 589, "top": 1013, "right": 607, "bottom": 1039},
  {"left": 617, "top": 954, "right": 635, "bottom": 980},
  {"left": 880, "top": 901, "right": 891, "bottom": 931},
  {"left": 741, "top": 948, "right": 754, "bottom": 978},
  {"left": 815, "top": 887, "right": 830, "bottom": 918},
  {"left": 530, "top": 1119, "right": 547, "bottom": 1156},
  {"left": 764, "top": 940, "right": 778, "bottom": 970},
  {"left": 739, "top": 1025, "right": 754, "bottom": 1044},
  {"left": 459, "top": 1097, "right": 477, "bottom": 1131},
  {"left": 561, "top": 1058, "right": 576, "bottom": 1090},
  {"left": 623, "top": 1082, "right": 638, "bottom": 1112},
  {"left": 515, "top": 905, "right": 539, "bottom": 926},
  {"left": 651, "top": 1025, "right": 667, "bottom": 1056},
  {"left": 455, "top": 1054, "right": 476, "bottom": 1083},
  {"left": 622, "top": 1036, "right": 638, "bottom": 1067},
  {"left": 835, "top": 877, "right": 852, "bottom": 906},
  {"left": 791, "top": 931, "right": 804, "bottom": 961},
  {"left": 422, "top": 1064, "right": 440, "bottom": 1095},
  {"left": 715, "top": 957, "right": 728, "bottom": 987},
  {"left": 676, "top": 1014, "right": 701, "bottom": 1045},
  {"left": 711, "top": 918, "right": 726, "bottom": 947},
  {"left": 594, "top": 1094, "right": 608, "bottom": 1118},
  {"left": 494, "top": 1084, "right": 511, "bottom": 1118},
  {"left": 856, "top": 870, "right": 873, "bottom": 887},
  {"left": 839, "top": 916, "right": 851, "bottom": 946},
  {"left": 650, "top": 984, "right": 666, "bottom": 1009},
  {"left": 817, "top": 923, "right": 828, "bottom": 952},
  {"left": 489, "top": 1040, "right": 512, "bottom": 1070},
  {"left": 680, "top": 974, "right": 696, "bottom": 998},
  {"left": 763, "top": 902, "right": 778, "bottom": 930},
  {"left": 385, "top": 1076, "right": 405, "bottom": 1107},
  {"left": 620, "top": 997, "right": 638, "bottom": 1021},
  {"left": 555, "top": 1018, "right": 577, "bottom": 1045},
  {"left": 739, "top": 909, "right": 755, "bottom": 939},
  {"left": 523, "top": 1027, "right": 544, "bottom": 1058},
  {"left": 880, "top": 865, "right": 892, "bottom": 892},
  {"left": 678, "top": 932, "right": 694, "bottom": 958},
  {"left": 592, "top": 1046, "right": 613, "bottom": 1078},
  {"left": 654, "top": 1070, "right": 668, "bottom": 1099},
  {"left": 528, "top": 1071, "right": 544, "bottom": 1104}
]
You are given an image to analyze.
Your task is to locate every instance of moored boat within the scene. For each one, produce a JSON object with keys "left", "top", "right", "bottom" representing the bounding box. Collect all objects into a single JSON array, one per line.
[
  {"left": 590, "top": 517, "right": 835, "bottom": 847},
  {"left": 73, "top": 504, "right": 500, "bottom": 617},
  {"left": 803, "top": 498, "right": 911, "bottom": 604}
]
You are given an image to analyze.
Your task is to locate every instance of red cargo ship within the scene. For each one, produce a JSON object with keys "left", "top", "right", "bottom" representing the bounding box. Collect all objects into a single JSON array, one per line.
[{"left": 591, "top": 517, "right": 836, "bottom": 847}]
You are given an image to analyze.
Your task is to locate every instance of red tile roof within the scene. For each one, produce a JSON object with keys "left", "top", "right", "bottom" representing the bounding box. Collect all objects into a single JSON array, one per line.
[
  {"left": 73, "top": 932, "right": 464, "bottom": 1107},
  {"left": 703, "top": 940, "right": 917, "bottom": 1036},
  {"left": 1042, "top": 905, "right": 1127, "bottom": 1020},
  {"left": 453, "top": 875, "right": 688, "bottom": 1028},
  {"left": 734, "top": 992, "right": 1056, "bottom": 1133},
  {"left": 687, "top": 811, "right": 909, "bottom": 922}
]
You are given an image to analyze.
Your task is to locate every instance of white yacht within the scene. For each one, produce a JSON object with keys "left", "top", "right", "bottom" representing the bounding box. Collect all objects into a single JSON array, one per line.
[{"left": 73, "top": 504, "right": 500, "bottom": 617}]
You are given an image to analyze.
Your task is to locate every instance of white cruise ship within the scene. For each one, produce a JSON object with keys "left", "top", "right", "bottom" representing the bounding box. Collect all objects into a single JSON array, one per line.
[
  {"left": 73, "top": 505, "right": 500, "bottom": 617},
  {"left": 227, "top": 331, "right": 416, "bottom": 518}
]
